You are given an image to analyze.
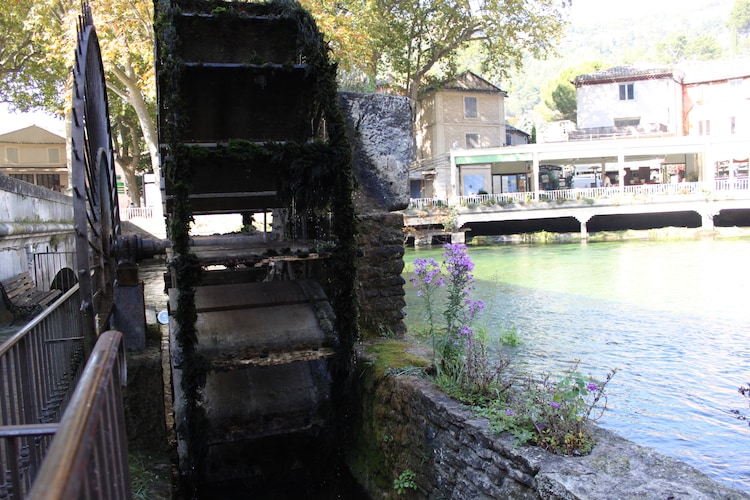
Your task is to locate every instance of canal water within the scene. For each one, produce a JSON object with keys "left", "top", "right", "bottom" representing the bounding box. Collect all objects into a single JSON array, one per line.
[{"left": 403, "top": 238, "right": 750, "bottom": 493}]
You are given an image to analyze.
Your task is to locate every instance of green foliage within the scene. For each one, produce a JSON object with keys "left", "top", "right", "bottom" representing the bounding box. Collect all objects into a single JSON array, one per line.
[
  {"left": 541, "top": 62, "right": 601, "bottom": 122},
  {"left": 366, "top": 341, "right": 430, "bottom": 379},
  {"left": 393, "top": 469, "right": 417, "bottom": 495},
  {"left": 478, "top": 364, "right": 617, "bottom": 456},
  {"left": 411, "top": 246, "right": 510, "bottom": 405},
  {"left": 550, "top": 83, "right": 577, "bottom": 121},
  {"left": 129, "top": 450, "right": 171, "bottom": 499},
  {"left": 371, "top": 0, "right": 568, "bottom": 104},
  {"left": 498, "top": 327, "right": 522, "bottom": 347},
  {"left": 0, "top": 0, "right": 68, "bottom": 111},
  {"left": 729, "top": 0, "right": 750, "bottom": 37},
  {"left": 656, "top": 31, "right": 723, "bottom": 63}
]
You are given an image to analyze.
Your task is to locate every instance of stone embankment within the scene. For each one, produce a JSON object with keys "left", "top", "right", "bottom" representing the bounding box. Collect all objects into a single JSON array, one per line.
[{"left": 348, "top": 344, "right": 750, "bottom": 499}]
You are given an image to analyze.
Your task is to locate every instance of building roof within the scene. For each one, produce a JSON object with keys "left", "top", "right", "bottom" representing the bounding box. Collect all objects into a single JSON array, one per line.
[
  {"left": 506, "top": 124, "right": 530, "bottom": 137},
  {"left": 679, "top": 59, "right": 750, "bottom": 84},
  {"left": 0, "top": 125, "right": 65, "bottom": 144},
  {"left": 573, "top": 64, "right": 684, "bottom": 87},
  {"left": 423, "top": 71, "right": 508, "bottom": 96}
]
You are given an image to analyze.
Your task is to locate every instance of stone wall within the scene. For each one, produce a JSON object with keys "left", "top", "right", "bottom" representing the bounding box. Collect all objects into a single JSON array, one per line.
[
  {"left": 0, "top": 174, "right": 75, "bottom": 321},
  {"left": 339, "top": 92, "right": 413, "bottom": 340},
  {"left": 347, "top": 345, "right": 750, "bottom": 499},
  {"left": 356, "top": 212, "right": 407, "bottom": 338}
]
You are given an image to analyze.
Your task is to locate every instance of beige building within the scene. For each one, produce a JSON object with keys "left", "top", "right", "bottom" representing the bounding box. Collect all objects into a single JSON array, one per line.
[
  {"left": 411, "top": 71, "right": 509, "bottom": 199},
  {"left": 0, "top": 125, "right": 68, "bottom": 192}
]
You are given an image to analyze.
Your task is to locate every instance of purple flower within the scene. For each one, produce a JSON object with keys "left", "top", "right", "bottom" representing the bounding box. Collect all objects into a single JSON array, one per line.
[
  {"left": 587, "top": 382, "right": 598, "bottom": 392},
  {"left": 505, "top": 409, "right": 515, "bottom": 416},
  {"left": 549, "top": 401, "right": 561, "bottom": 409},
  {"left": 411, "top": 258, "right": 444, "bottom": 289}
]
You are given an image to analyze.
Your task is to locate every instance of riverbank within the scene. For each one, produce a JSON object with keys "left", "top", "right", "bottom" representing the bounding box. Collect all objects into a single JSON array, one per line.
[
  {"left": 402, "top": 238, "right": 750, "bottom": 493},
  {"left": 349, "top": 340, "right": 750, "bottom": 499},
  {"left": 466, "top": 225, "right": 750, "bottom": 245}
]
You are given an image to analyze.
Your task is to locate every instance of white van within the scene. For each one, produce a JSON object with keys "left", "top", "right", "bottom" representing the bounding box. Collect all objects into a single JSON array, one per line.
[{"left": 570, "top": 174, "right": 600, "bottom": 189}]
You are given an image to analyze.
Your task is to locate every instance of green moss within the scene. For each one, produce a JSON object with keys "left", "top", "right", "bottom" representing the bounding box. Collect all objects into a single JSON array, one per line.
[{"left": 365, "top": 341, "right": 430, "bottom": 379}]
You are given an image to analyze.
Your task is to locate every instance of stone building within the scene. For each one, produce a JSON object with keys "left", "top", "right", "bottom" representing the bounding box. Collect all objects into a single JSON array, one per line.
[
  {"left": 411, "top": 71, "right": 509, "bottom": 200},
  {"left": 0, "top": 125, "right": 68, "bottom": 192}
]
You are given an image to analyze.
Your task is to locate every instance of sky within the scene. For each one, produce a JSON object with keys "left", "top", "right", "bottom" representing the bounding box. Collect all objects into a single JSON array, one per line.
[
  {"left": 569, "top": 0, "right": 718, "bottom": 23},
  {"left": 571, "top": 0, "right": 734, "bottom": 23},
  {"left": 0, "top": 103, "right": 65, "bottom": 137}
]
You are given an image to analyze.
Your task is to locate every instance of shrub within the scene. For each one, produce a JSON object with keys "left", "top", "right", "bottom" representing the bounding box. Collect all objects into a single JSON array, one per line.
[
  {"left": 410, "top": 247, "right": 615, "bottom": 456},
  {"left": 478, "top": 363, "right": 616, "bottom": 456},
  {"left": 411, "top": 244, "right": 506, "bottom": 397},
  {"left": 498, "top": 327, "right": 522, "bottom": 347}
]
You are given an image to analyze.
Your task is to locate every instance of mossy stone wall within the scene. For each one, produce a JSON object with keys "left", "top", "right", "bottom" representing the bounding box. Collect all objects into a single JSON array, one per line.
[{"left": 347, "top": 344, "right": 750, "bottom": 499}]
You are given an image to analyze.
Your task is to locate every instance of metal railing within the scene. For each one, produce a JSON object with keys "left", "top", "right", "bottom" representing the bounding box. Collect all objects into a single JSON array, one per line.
[
  {"left": 0, "top": 285, "right": 85, "bottom": 498},
  {"left": 125, "top": 206, "right": 153, "bottom": 219},
  {"left": 27, "top": 330, "right": 130, "bottom": 500},
  {"left": 410, "top": 180, "right": 750, "bottom": 211}
]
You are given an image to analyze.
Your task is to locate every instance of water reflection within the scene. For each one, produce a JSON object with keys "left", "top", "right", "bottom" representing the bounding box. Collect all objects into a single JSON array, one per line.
[{"left": 404, "top": 239, "right": 750, "bottom": 493}]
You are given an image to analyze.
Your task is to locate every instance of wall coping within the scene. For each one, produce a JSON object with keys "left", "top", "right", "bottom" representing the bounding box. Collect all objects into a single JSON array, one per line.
[{"left": 404, "top": 374, "right": 750, "bottom": 499}]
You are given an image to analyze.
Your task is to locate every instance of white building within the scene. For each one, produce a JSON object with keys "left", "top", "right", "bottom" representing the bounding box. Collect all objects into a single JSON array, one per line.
[{"left": 572, "top": 65, "right": 684, "bottom": 139}]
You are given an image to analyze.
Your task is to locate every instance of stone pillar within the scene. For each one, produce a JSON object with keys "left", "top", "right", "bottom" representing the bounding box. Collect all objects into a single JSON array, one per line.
[
  {"left": 449, "top": 154, "right": 459, "bottom": 206},
  {"left": 576, "top": 214, "right": 592, "bottom": 240},
  {"left": 532, "top": 152, "right": 540, "bottom": 200},
  {"left": 356, "top": 213, "right": 407, "bottom": 338},
  {"left": 339, "top": 92, "right": 412, "bottom": 340},
  {"left": 700, "top": 209, "right": 715, "bottom": 231}
]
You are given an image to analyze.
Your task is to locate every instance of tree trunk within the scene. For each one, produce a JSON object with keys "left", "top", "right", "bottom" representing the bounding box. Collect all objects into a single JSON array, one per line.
[{"left": 116, "top": 156, "right": 142, "bottom": 207}]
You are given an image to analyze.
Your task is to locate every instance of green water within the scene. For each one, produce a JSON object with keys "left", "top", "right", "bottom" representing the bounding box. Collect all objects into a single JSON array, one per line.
[{"left": 404, "top": 239, "right": 750, "bottom": 493}]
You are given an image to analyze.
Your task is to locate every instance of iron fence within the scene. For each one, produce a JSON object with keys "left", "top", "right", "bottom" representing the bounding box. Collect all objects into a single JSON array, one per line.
[
  {"left": 419, "top": 179, "right": 750, "bottom": 210},
  {"left": 125, "top": 206, "right": 153, "bottom": 219},
  {"left": 27, "top": 330, "right": 130, "bottom": 500},
  {"left": 0, "top": 285, "right": 85, "bottom": 498}
]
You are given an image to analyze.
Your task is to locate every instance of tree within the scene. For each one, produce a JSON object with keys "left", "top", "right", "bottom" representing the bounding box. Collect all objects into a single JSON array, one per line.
[
  {"left": 550, "top": 84, "right": 577, "bottom": 122},
  {"left": 685, "top": 33, "right": 723, "bottom": 60},
  {"left": 656, "top": 32, "right": 688, "bottom": 65},
  {"left": 656, "top": 31, "right": 723, "bottom": 64},
  {"left": 300, "top": 0, "right": 380, "bottom": 90},
  {"left": 729, "top": 0, "right": 750, "bottom": 55},
  {"left": 543, "top": 62, "right": 601, "bottom": 123},
  {"left": 0, "top": 0, "right": 69, "bottom": 111},
  {"left": 1, "top": 0, "right": 158, "bottom": 206},
  {"left": 729, "top": 0, "right": 750, "bottom": 37},
  {"left": 372, "top": 0, "right": 569, "bottom": 107},
  {"left": 76, "top": 0, "right": 159, "bottom": 206}
]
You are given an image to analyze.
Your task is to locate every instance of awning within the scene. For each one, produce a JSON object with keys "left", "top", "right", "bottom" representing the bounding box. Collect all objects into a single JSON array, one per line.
[{"left": 455, "top": 152, "right": 533, "bottom": 164}]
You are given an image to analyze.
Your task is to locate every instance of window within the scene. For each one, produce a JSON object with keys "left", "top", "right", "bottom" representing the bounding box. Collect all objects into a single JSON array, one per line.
[
  {"left": 464, "top": 97, "right": 478, "bottom": 118},
  {"left": 619, "top": 83, "right": 634, "bottom": 100},
  {"left": 37, "top": 174, "right": 61, "bottom": 190},
  {"left": 465, "top": 133, "right": 480, "bottom": 149},
  {"left": 10, "top": 174, "right": 34, "bottom": 183},
  {"left": 6, "top": 147, "right": 19, "bottom": 164},
  {"left": 698, "top": 120, "right": 711, "bottom": 136},
  {"left": 48, "top": 147, "right": 60, "bottom": 164}
]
